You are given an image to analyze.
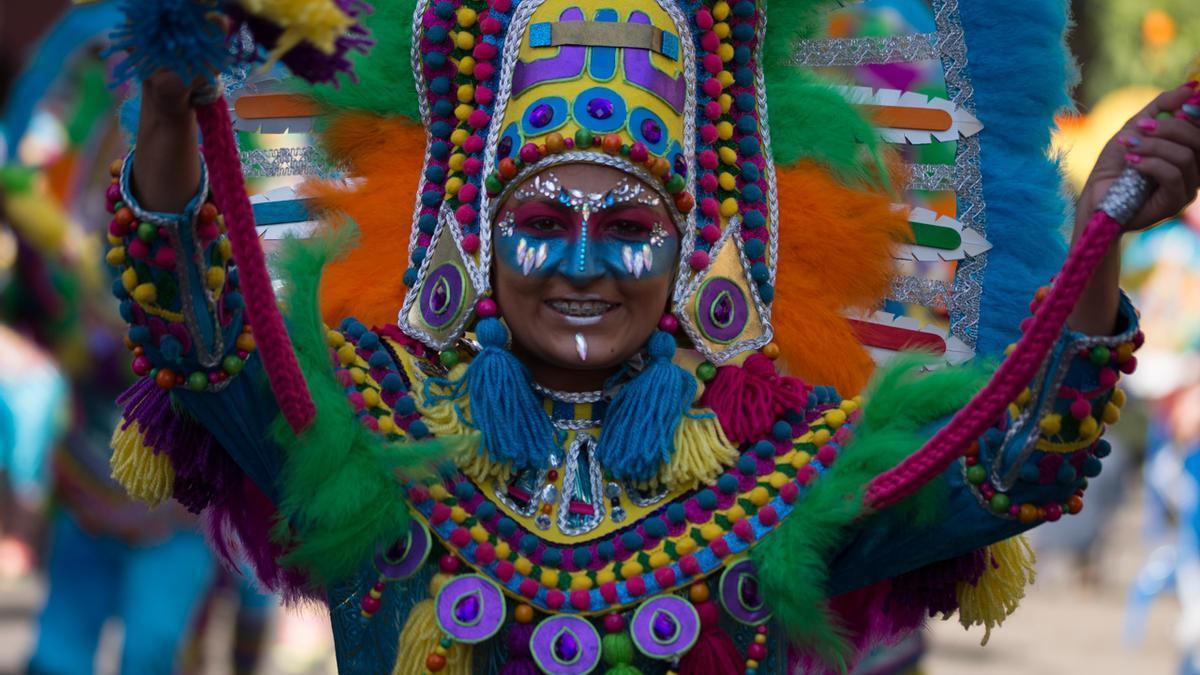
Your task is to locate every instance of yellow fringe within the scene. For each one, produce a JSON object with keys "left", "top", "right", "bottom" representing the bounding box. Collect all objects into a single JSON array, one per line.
[
  {"left": 392, "top": 574, "right": 473, "bottom": 675},
  {"left": 109, "top": 423, "right": 175, "bottom": 506},
  {"left": 406, "top": 360, "right": 509, "bottom": 484},
  {"left": 658, "top": 410, "right": 740, "bottom": 493},
  {"left": 955, "top": 535, "right": 1037, "bottom": 645},
  {"left": 238, "top": 0, "right": 356, "bottom": 57}
]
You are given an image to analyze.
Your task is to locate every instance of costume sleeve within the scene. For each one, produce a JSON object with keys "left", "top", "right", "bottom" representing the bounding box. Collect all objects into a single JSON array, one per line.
[
  {"left": 105, "top": 151, "right": 283, "bottom": 500},
  {"left": 825, "top": 293, "right": 1140, "bottom": 596}
]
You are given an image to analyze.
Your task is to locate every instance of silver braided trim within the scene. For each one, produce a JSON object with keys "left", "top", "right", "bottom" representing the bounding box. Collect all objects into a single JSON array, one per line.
[
  {"left": 238, "top": 147, "right": 330, "bottom": 178},
  {"left": 890, "top": 275, "right": 951, "bottom": 309},
  {"left": 1098, "top": 168, "right": 1152, "bottom": 226},
  {"left": 532, "top": 382, "right": 607, "bottom": 404},
  {"left": 793, "top": 33, "right": 940, "bottom": 67}
]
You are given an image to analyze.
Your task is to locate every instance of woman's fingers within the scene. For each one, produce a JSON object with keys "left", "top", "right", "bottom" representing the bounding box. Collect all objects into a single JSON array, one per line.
[
  {"left": 1121, "top": 135, "right": 1200, "bottom": 189},
  {"left": 1128, "top": 155, "right": 1190, "bottom": 228}
]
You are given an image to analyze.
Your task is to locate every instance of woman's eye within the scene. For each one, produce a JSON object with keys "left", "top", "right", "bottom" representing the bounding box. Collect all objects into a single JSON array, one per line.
[
  {"left": 523, "top": 217, "right": 565, "bottom": 233},
  {"left": 605, "top": 220, "right": 650, "bottom": 236}
]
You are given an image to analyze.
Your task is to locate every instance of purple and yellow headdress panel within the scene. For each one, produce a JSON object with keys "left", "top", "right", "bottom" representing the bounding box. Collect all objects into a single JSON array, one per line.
[{"left": 400, "top": 0, "right": 777, "bottom": 363}]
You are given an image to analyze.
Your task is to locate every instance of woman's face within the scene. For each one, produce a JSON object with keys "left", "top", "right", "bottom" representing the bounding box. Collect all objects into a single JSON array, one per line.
[{"left": 492, "top": 164, "right": 680, "bottom": 373}]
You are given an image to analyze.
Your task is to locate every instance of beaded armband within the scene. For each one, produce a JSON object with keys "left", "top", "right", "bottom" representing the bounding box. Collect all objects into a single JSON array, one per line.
[
  {"left": 104, "top": 153, "right": 253, "bottom": 392},
  {"left": 964, "top": 287, "right": 1140, "bottom": 525}
]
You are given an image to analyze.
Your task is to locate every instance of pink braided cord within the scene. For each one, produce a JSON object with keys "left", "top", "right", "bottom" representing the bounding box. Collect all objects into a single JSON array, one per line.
[
  {"left": 864, "top": 210, "right": 1122, "bottom": 509},
  {"left": 195, "top": 97, "right": 316, "bottom": 433}
]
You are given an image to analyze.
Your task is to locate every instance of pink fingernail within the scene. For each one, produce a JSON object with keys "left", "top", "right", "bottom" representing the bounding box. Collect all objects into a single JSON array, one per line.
[
  {"left": 1137, "top": 118, "right": 1159, "bottom": 132},
  {"left": 1119, "top": 134, "right": 1141, "bottom": 147},
  {"left": 1125, "top": 153, "right": 1142, "bottom": 165},
  {"left": 1188, "top": 80, "right": 1200, "bottom": 90}
]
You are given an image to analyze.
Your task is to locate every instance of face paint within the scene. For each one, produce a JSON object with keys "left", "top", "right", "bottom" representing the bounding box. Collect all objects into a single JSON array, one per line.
[
  {"left": 495, "top": 171, "right": 680, "bottom": 284},
  {"left": 575, "top": 332, "right": 588, "bottom": 362}
]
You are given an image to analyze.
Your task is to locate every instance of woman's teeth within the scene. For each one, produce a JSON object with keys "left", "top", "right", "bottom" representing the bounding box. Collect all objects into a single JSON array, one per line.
[{"left": 547, "top": 300, "right": 614, "bottom": 317}]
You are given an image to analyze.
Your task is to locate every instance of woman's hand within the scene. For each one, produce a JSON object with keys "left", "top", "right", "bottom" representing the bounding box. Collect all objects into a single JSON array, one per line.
[
  {"left": 1068, "top": 82, "right": 1200, "bottom": 335},
  {"left": 1078, "top": 83, "right": 1200, "bottom": 233},
  {"left": 131, "top": 69, "right": 207, "bottom": 213}
]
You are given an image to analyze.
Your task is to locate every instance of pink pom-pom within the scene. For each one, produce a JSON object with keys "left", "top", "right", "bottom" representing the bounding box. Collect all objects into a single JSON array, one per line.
[
  {"left": 701, "top": 224, "right": 721, "bottom": 243},
  {"left": 699, "top": 150, "right": 719, "bottom": 169},
  {"left": 703, "top": 54, "right": 723, "bottom": 75},
  {"left": 153, "top": 246, "right": 177, "bottom": 268},
  {"left": 474, "top": 61, "right": 495, "bottom": 81},
  {"left": 700, "top": 173, "right": 719, "bottom": 192},
  {"left": 599, "top": 582, "right": 619, "bottom": 603},
  {"left": 1070, "top": 398, "right": 1091, "bottom": 420},
  {"left": 361, "top": 414, "right": 379, "bottom": 431},
  {"left": 463, "top": 134, "right": 485, "bottom": 154},
  {"left": 629, "top": 142, "right": 649, "bottom": 163},
  {"left": 468, "top": 109, "right": 491, "bottom": 129},
  {"left": 603, "top": 612, "right": 626, "bottom": 633},
  {"left": 779, "top": 482, "right": 799, "bottom": 503},
  {"left": 700, "top": 31, "right": 719, "bottom": 53},
  {"left": 128, "top": 238, "right": 149, "bottom": 259},
  {"left": 545, "top": 590, "right": 565, "bottom": 609},
  {"left": 700, "top": 125, "right": 719, "bottom": 144},
  {"left": 705, "top": 101, "right": 723, "bottom": 120},
  {"left": 488, "top": 0, "right": 511, "bottom": 11},
  {"left": 131, "top": 355, "right": 152, "bottom": 376},
  {"left": 461, "top": 233, "right": 481, "bottom": 254},
  {"left": 430, "top": 503, "right": 452, "bottom": 524},
  {"left": 495, "top": 560, "right": 515, "bottom": 581},
  {"left": 475, "top": 297, "right": 498, "bottom": 317},
  {"left": 462, "top": 157, "right": 483, "bottom": 175},
  {"left": 654, "top": 567, "right": 677, "bottom": 588},
  {"left": 417, "top": 233, "right": 432, "bottom": 247},
  {"left": 696, "top": 9, "right": 714, "bottom": 29},
  {"left": 625, "top": 576, "right": 646, "bottom": 596},
  {"left": 816, "top": 446, "right": 837, "bottom": 466},
  {"left": 1119, "top": 356, "right": 1138, "bottom": 375},
  {"left": 570, "top": 590, "right": 591, "bottom": 610},
  {"left": 518, "top": 579, "right": 539, "bottom": 598},
  {"left": 679, "top": 554, "right": 701, "bottom": 576},
  {"left": 106, "top": 182, "right": 121, "bottom": 203},
  {"left": 709, "top": 538, "right": 730, "bottom": 558},
  {"left": 455, "top": 204, "right": 477, "bottom": 224},
  {"left": 479, "top": 17, "right": 501, "bottom": 35},
  {"left": 796, "top": 464, "right": 816, "bottom": 486},
  {"left": 1098, "top": 367, "right": 1118, "bottom": 388},
  {"left": 475, "top": 87, "right": 494, "bottom": 105},
  {"left": 347, "top": 391, "right": 366, "bottom": 410},
  {"left": 689, "top": 250, "right": 710, "bottom": 270},
  {"left": 703, "top": 78, "right": 723, "bottom": 99},
  {"left": 758, "top": 505, "right": 778, "bottom": 526},
  {"left": 732, "top": 519, "right": 754, "bottom": 541},
  {"left": 458, "top": 183, "right": 479, "bottom": 204}
]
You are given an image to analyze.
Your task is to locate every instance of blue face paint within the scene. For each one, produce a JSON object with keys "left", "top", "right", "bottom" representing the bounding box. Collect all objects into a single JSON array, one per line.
[{"left": 494, "top": 173, "right": 679, "bottom": 286}]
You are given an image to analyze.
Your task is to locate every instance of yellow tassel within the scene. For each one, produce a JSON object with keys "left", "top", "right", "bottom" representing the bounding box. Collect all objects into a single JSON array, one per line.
[
  {"left": 392, "top": 574, "right": 473, "bottom": 675},
  {"left": 956, "top": 535, "right": 1036, "bottom": 645},
  {"left": 109, "top": 423, "right": 175, "bottom": 506},
  {"left": 237, "top": 0, "right": 355, "bottom": 58},
  {"left": 658, "top": 410, "right": 740, "bottom": 492},
  {"left": 408, "top": 362, "right": 508, "bottom": 484}
]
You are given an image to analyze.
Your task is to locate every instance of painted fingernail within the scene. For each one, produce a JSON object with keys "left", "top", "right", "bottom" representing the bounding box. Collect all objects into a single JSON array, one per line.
[
  {"left": 1183, "top": 103, "right": 1200, "bottom": 120},
  {"left": 1119, "top": 134, "right": 1141, "bottom": 147},
  {"left": 1125, "top": 153, "right": 1142, "bottom": 165},
  {"left": 1137, "top": 118, "right": 1159, "bottom": 132}
]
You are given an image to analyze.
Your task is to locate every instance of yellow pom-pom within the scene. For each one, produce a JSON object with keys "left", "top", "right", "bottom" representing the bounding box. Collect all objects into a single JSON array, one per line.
[
  {"left": 712, "top": 1, "right": 731, "bottom": 20},
  {"left": 494, "top": 541, "right": 511, "bottom": 560},
  {"left": 540, "top": 569, "right": 559, "bottom": 587},
  {"left": 132, "top": 283, "right": 157, "bottom": 305},
  {"left": 456, "top": 6, "right": 477, "bottom": 27},
  {"left": 725, "top": 504, "right": 745, "bottom": 522},
  {"left": 824, "top": 409, "right": 847, "bottom": 428},
  {"left": 717, "top": 70, "right": 734, "bottom": 88},
  {"left": 337, "top": 344, "right": 357, "bottom": 365},
  {"left": 649, "top": 551, "right": 671, "bottom": 569},
  {"left": 717, "top": 121, "right": 734, "bottom": 140},
  {"left": 700, "top": 523, "right": 723, "bottom": 541},
  {"left": 455, "top": 31, "right": 475, "bottom": 51},
  {"left": 713, "top": 22, "right": 730, "bottom": 39},
  {"left": 457, "top": 56, "right": 476, "bottom": 76},
  {"left": 1102, "top": 403, "right": 1121, "bottom": 425},
  {"left": 238, "top": 0, "right": 355, "bottom": 57},
  {"left": 839, "top": 399, "right": 858, "bottom": 413},
  {"left": 350, "top": 367, "right": 367, "bottom": 384},
  {"left": 718, "top": 43, "right": 734, "bottom": 62},
  {"left": 719, "top": 94, "right": 732, "bottom": 113},
  {"left": 718, "top": 147, "right": 738, "bottom": 165},
  {"left": 450, "top": 129, "right": 470, "bottom": 147},
  {"left": 812, "top": 428, "right": 831, "bottom": 447},
  {"left": 676, "top": 537, "right": 697, "bottom": 555},
  {"left": 444, "top": 177, "right": 464, "bottom": 196},
  {"left": 106, "top": 247, "right": 126, "bottom": 266},
  {"left": 1038, "top": 414, "right": 1062, "bottom": 436},
  {"left": 570, "top": 575, "right": 593, "bottom": 591},
  {"left": 596, "top": 568, "right": 616, "bottom": 585},
  {"left": 122, "top": 267, "right": 139, "bottom": 292},
  {"left": 448, "top": 152, "right": 467, "bottom": 171},
  {"left": 1116, "top": 343, "right": 1135, "bottom": 363},
  {"left": 326, "top": 330, "right": 345, "bottom": 347},
  {"left": 748, "top": 486, "right": 770, "bottom": 507},
  {"left": 450, "top": 506, "right": 468, "bottom": 524},
  {"left": 514, "top": 557, "right": 534, "bottom": 576},
  {"left": 218, "top": 238, "right": 232, "bottom": 261},
  {"left": 768, "top": 472, "right": 789, "bottom": 489},
  {"left": 377, "top": 415, "right": 396, "bottom": 434},
  {"left": 429, "top": 483, "right": 450, "bottom": 501},
  {"left": 362, "top": 388, "right": 381, "bottom": 408},
  {"left": 720, "top": 198, "right": 739, "bottom": 218},
  {"left": 454, "top": 104, "right": 473, "bottom": 122},
  {"left": 1016, "top": 388, "right": 1032, "bottom": 407},
  {"left": 718, "top": 172, "right": 737, "bottom": 191},
  {"left": 206, "top": 267, "right": 226, "bottom": 291},
  {"left": 620, "top": 561, "right": 644, "bottom": 579},
  {"left": 470, "top": 525, "right": 489, "bottom": 543},
  {"left": 1112, "top": 388, "right": 1127, "bottom": 407},
  {"left": 1079, "top": 416, "right": 1098, "bottom": 437}
]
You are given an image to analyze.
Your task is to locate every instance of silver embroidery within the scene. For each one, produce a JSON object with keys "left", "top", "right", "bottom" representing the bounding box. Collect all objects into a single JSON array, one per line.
[
  {"left": 557, "top": 433, "right": 606, "bottom": 536},
  {"left": 238, "top": 146, "right": 332, "bottom": 178},
  {"left": 649, "top": 221, "right": 669, "bottom": 247},
  {"left": 793, "top": 34, "right": 940, "bottom": 67}
]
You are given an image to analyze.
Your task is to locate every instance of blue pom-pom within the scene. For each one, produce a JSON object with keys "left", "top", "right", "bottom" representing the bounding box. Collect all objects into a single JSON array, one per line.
[
  {"left": 395, "top": 395, "right": 417, "bottom": 415},
  {"left": 741, "top": 162, "right": 760, "bottom": 182},
  {"left": 597, "top": 541, "right": 615, "bottom": 560},
  {"left": 107, "top": 0, "right": 230, "bottom": 86},
  {"left": 644, "top": 518, "right": 667, "bottom": 539},
  {"left": 744, "top": 238, "right": 766, "bottom": 259},
  {"left": 408, "top": 420, "right": 429, "bottom": 438},
  {"left": 381, "top": 373, "right": 404, "bottom": 392},
  {"left": 497, "top": 517, "right": 517, "bottom": 537},
  {"left": 666, "top": 503, "right": 686, "bottom": 523},
  {"left": 541, "top": 548, "right": 562, "bottom": 566},
  {"left": 476, "top": 501, "right": 497, "bottom": 520},
  {"left": 572, "top": 547, "right": 591, "bottom": 567},
  {"left": 403, "top": 268, "right": 418, "bottom": 287}
]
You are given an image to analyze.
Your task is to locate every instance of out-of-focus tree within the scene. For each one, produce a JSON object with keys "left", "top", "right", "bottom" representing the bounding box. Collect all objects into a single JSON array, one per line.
[{"left": 1071, "top": 1, "right": 1200, "bottom": 108}]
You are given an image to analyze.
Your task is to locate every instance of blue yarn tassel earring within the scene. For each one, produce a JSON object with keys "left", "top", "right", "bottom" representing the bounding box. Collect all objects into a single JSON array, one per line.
[
  {"left": 464, "top": 317, "right": 555, "bottom": 470},
  {"left": 597, "top": 331, "right": 696, "bottom": 483}
]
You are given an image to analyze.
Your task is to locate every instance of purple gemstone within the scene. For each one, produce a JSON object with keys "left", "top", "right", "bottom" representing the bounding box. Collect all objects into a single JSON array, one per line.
[
  {"left": 739, "top": 576, "right": 761, "bottom": 608},
  {"left": 530, "top": 104, "right": 554, "bottom": 129},
  {"left": 454, "top": 593, "right": 480, "bottom": 624},
  {"left": 498, "top": 136, "right": 514, "bottom": 158},
  {"left": 431, "top": 278, "right": 450, "bottom": 314},
  {"left": 386, "top": 539, "right": 407, "bottom": 560},
  {"left": 641, "top": 119, "right": 663, "bottom": 144},
  {"left": 587, "top": 97, "right": 614, "bottom": 120},
  {"left": 651, "top": 611, "right": 677, "bottom": 641},
  {"left": 674, "top": 154, "right": 688, "bottom": 177},
  {"left": 553, "top": 630, "right": 580, "bottom": 662},
  {"left": 713, "top": 292, "right": 733, "bottom": 326}
]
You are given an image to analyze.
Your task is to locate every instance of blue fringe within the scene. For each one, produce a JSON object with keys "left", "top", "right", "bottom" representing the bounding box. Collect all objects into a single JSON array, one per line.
[
  {"left": 958, "top": 1, "right": 1076, "bottom": 357},
  {"left": 431, "top": 318, "right": 555, "bottom": 471},
  {"left": 596, "top": 331, "right": 696, "bottom": 483}
]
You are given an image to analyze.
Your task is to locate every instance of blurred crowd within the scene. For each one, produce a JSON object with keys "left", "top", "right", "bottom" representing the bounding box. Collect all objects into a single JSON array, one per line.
[{"left": 0, "top": 1, "right": 1197, "bottom": 674}]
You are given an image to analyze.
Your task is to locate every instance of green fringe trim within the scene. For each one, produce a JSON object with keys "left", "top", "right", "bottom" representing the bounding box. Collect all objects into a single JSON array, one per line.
[
  {"left": 268, "top": 223, "right": 451, "bottom": 587},
  {"left": 749, "top": 354, "right": 992, "bottom": 670}
]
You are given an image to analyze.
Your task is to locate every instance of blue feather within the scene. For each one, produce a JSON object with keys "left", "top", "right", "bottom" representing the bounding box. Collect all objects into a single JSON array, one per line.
[
  {"left": 959, "top": 1, "right": 1077, "bottom": 357},
  {"left": 105, "top": 0, "right": 233, "bottom": 86}
]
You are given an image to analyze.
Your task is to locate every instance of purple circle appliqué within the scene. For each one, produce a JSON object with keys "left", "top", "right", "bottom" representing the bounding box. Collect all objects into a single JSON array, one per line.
[
  {"left": 630, "top": 594, "right": 700, "bottom": 660},
  {"left": 695, "top": 277, "right": 749, "bottom": 344},
  {"left": 374, "top": 520, "right": 431, "bottom": 580},
  {"left": 530, "top": 615, "right": 601, "bottom": 675},
  {"left": 434, "top": 574, "right": 506, "bottom": 643},
  {"left": 719, "top": 558, "right": 772, "bottom": 625},
  {"left": 419, "top": 262, "right": 466, "bottom": 329}
]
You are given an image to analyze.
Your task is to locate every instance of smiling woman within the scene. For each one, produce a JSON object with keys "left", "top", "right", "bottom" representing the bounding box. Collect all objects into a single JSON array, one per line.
[
  {"left": 98, "top": 0, "right": 1200, "bottom": 673},
  {"left": 494, "top": 164, "right": 680, "bottom": 382}
]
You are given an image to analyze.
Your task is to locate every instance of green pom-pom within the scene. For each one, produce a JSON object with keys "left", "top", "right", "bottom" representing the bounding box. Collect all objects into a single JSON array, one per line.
[
  {"left": 990, "top": 493, "right": 1011, "bottom": 514},
  {"left": 696, "top": 362, "right": 717, "bottom": 382},
  {"left": 186, "top": 371, "right": 208, "bottom": 391},
  {"left": 602, "top": 632, "right": 635, "bottom": 667},
  {"left": 966, "top": 464, "right": 987, "bottom": 484},
  {"left": 1090, "top": 346, "right": 1111, "bottom": 366}
]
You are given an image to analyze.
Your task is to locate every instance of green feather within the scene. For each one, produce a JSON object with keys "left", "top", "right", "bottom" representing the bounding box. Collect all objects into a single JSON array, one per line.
[
  {"left": 750, "top": 353, "right": 992, "bottom": 670},
  {"left": 297, "top": 0, "right": 423, "bottom": 121},
  {"left": 762, "top": 0, "right": 889, "bottom": 184},
  {"left": 268, "top": 224, "right": 452, "bottom": 586}
]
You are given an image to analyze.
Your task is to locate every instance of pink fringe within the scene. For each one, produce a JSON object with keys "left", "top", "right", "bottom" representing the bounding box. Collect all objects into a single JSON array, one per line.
[
  {"left": 678, "top": 602, "right": 744, "bottom": 675},
  {"left": 866, "top": 210, "right": 1122, "bottom": 508},
  {"left": 700, "top": 354, "right": 810, "bottom": 444},
  {"left": 194, "top": 98, "right": 316, "bottom": 434}
]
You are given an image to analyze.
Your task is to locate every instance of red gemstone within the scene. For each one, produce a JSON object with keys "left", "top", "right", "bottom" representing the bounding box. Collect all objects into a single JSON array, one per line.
[{"left": 360, "top": 595, "right": 381, "bottom": 614}]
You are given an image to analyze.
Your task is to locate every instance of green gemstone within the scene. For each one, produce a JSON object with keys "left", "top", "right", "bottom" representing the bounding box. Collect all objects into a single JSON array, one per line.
[
  {"left": 665, "top": 173, "right": 686, "bottom": 194},
  {"left": 440, "top": 637, "right": 452, "bottom": 648},
  {"left": 222, "top": 354, "right": 244, "bottom": 375},
  {"left": 575, "top": 129, "right": 594, "bottom": 149},
  {"left": 186, "top": 371, "right": 208, "bottom": 391},
  {"left": 439, "top": 349, "right": 460, "bottom": 368},
  {"left": 966, "top": 464, "right": 987, "bottom": 484},
  {"left": 696, "top": 362, "right": 717, "bottom": 382},
  {"left": 989, "top": 493, "right": 1011, "bottom": 514},
  {"left": 137, "top": 222, "right": 157, "bottom": 242},
  {"left": 485, "top": 173, "right": 504, "bottom": 195},
  {"left": 1090, "top": 346, "right": 1110, "bottom": 365},
  {"left": 619, "top": 144, "right": 631, "bottom": 156}
]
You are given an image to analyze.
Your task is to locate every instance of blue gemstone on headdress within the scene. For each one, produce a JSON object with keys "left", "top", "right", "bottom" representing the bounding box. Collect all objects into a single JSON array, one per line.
[
  {"left": 530, "top": 103, "right": 555, "bottom": 128},
  {"left": 641, "top": 118, "right": 663, "bottom": 144},
  {"left": 587, "top": 97, "right": 615, "bottom": 120}
]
